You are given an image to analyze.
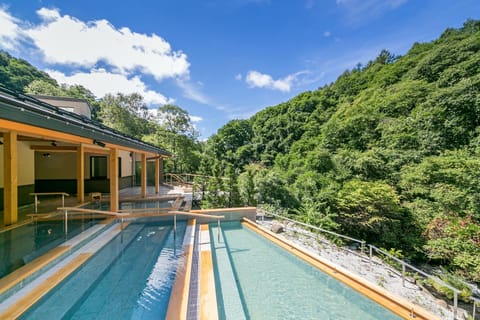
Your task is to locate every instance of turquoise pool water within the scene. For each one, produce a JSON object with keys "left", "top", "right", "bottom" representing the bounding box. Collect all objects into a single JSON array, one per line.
[
  {"left": 210, "top": 221, "right": 402, "bottom": 320},
  {"left": 0, "top": 217, "right": 99, "bottom": 279},
  {"left": 20, "top": 220, "right": 187, "bottom": 320}
]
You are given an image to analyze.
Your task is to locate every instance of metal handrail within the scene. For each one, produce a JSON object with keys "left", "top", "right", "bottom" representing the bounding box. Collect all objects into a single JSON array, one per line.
[
  {"left": 57, "top": 207, "right": 125, "bottom": 217},
  {"left": 168, "top": 210, "right": 224, "bottom": 242},
  {"left": 260, "top": 209, "right": 478, "bottom": 319},
  {"left": 260, "top": 210, "right": 365, "bottom": 247},
  {"left": 117, "top": 207, "right": 171, "bottom": 213}
]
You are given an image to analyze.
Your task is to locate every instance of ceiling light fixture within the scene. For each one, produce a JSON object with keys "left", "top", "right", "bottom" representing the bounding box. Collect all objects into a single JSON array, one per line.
[{"left": 93, "top": 139, "right": 106, "bottom": 147}]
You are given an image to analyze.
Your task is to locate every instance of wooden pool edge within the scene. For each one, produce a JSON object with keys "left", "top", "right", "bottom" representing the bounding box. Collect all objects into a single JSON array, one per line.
[
  {"left": 199, "top": 224, "right": 218, "bottom": 320},
  {"left": 0, "top": 253, "right": 92, "bottom": 319},
  {"left": 166, "top": 219, "right": 196, "bottom": 320},
  {"left": 242, "top": 218, "right": 440, "bottom": 320}
]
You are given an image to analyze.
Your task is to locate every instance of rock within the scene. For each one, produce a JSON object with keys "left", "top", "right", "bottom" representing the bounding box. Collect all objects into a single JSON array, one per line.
[
  {"left": 436, "top": 299, "right": 448, "bottom": 309},
  {"left": 271, "top": 223, "right": 284, "bottom": 234},
  {"left": 459, "top": 309, "right": 469, "bottom": 320}
]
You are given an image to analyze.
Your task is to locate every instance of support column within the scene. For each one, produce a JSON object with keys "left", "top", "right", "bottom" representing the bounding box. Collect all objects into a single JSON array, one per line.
[
  {"left": 4, "top": 131, "right": 18, "bottom": 225},
  {"left": 109, "top": 148, "right": 119, "bottom": 212},
  {"left": 141, "top": 153, "right": 147, "bottom": 198},
  {"left": 154, "top": 157, "right": 160, "bottom": 194},
  {"left": 77, "top": 144, "right": 85, "bottom": 203},
  {"left": 159, "top": 157, "right": 164, "bottom": 185}
]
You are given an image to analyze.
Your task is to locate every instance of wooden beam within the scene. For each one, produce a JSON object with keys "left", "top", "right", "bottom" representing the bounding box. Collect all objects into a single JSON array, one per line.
[
  {"left": 109, "top": 148, "right": 119, "bottom": 212},
  {"left": 0, "top": 119, "right": 91, "bottom": 145},
  {"left": 30, "top": 145, "right": 77, "bottom": 152},
  {"left": 154, "top": 157, "right": 160, "bottom": 194},
  {"left": 3, "top": 131, "right": 18, "bottom": 225},
  {"left": 83, "top": 147, "right": 110, "bottom": 155},
  {"left": 141, "top": 153, "right": 147, "bottom": 198},
  {"left": 77, "top": 144, "right": 85, "bottom": 203}
]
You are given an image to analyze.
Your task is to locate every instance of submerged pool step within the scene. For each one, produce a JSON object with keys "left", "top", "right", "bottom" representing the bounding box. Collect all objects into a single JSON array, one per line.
[
  {"left": 0, "top": 253, "right": 92, "bottom": 319},
  {"left": 0, "top": 220, "right": 116, "bottom": 303},
  {"left": 0, "top": 221, "right": 126, "bottom": 319},
  {"left": 210, "top": 224, "right": 246, "bottom": 320}
]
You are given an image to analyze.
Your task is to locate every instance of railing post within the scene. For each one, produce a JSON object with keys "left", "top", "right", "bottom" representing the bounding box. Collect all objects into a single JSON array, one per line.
[
  {"left": 402, "top": 262, "right": 406, "bottom": 287},
  {"left": 454, "top": 291, "right": 458, "bottom": 319},
  {"left": 217, "top": 218, "right": 221, "bottom": 243},
  {"left": 369, "top": 245, "right": 373, "bottom": 263},
  {"left": 34, "top": 195, "right": 38, "bottom": 213},
  {"left": 361, "top": 240, "right": 365, "bottom": 255},
  {"left": 473, "top": 300, "right": 476, "bottom": 320},
  {"left": 64, "top": 209, "right": 68, "bottom": 237},
  {"left": 174, "top": 213, "right": 177, "bottom": 240}
]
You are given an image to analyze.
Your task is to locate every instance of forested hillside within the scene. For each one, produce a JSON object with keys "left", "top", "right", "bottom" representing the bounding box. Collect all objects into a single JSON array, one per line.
[{"left": 202, "top": 20, "right": 480, "bottom": 285}]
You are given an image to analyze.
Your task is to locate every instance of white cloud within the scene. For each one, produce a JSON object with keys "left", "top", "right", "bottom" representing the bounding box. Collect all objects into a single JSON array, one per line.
[
  {"left": 190, "top": 115, "right": 203, "bottom": 122},
  {"left": 245, "top": 70, "right": 308, "bottom": 92},
  {"left": 176, "top": 77, "right": 210, "bottom": 105},
  {"left": 46, "top": 68, "right": 174, "bottom": 105},
  {"left": 324, "top": 31, "right": 331, "bottom": 37},
  {"left": 235, "top": 73, "right": 242, "bottom": 81},
  {"left": 0, "top": 7, "right": 22, "bottom": 50},
  {"left": 27, "top": 8, "right": 190, "bottom": 81}
]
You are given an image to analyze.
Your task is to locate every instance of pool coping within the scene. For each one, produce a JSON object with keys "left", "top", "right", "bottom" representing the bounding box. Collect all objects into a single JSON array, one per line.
[
  {"left": 242, "top": 218, "right": 440, "bottom": 320},
  {"left": 199, "top": 224, "right": 218, "bottom": 320},
  {"left": 166, "top": 219, "right": 197, "bottom": 320}
]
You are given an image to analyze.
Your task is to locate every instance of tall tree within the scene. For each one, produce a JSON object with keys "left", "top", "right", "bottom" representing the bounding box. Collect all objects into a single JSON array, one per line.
[
  {"left": 97, "top": 93, "right": 154, "bottom": 138},
  {"left": 156, "top": 104, "right": 199, "bottom": 172}
]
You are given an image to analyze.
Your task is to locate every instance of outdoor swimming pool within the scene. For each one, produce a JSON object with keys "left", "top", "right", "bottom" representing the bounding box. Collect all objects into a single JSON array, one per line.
[
  {"left": 20, "top": 219, "right": 187, "bottom": 319},
  {"left": 210, "top": 221, "right": 402, "bottom": 320}
]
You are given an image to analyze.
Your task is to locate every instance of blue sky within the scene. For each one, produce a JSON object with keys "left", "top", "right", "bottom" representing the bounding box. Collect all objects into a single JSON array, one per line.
[{"left": 0, "top": 0, "right": 479, "bottom": 138}]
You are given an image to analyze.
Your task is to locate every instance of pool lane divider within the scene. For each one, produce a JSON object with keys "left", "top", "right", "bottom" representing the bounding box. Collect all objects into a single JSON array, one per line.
[
  {"left": 242, "top": 218, "right": 440, "bottom": 320},
  {"left": 166, "top": 219, "right": 196, "bottom": 320},
  {"left": 0, "top": 221, "right": 127, "bottom": 318},
  {"left": 199, "top": 224, "right": 218, "bottom": 320}
]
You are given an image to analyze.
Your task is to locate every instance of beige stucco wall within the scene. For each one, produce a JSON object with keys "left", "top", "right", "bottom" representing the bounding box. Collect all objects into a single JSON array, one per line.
[
  {"left": 0, "top": 140, "right": 35, "bottom": 187},
  {"left": 119, "top": 150, "right": 133, "bottom": 177},
  {"left": 35, "top": 152, "right": 77, "bottom": 179}
]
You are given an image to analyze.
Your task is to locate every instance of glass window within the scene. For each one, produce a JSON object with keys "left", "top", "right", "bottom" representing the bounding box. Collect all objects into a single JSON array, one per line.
[{"left": 90, "top": 156, "right": 107, "bottom": 179}]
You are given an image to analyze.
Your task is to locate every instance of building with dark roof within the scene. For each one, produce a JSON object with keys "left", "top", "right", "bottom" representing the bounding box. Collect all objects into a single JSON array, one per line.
[{"left": 0, "top": 86, "right": 171, "bottom": 225}]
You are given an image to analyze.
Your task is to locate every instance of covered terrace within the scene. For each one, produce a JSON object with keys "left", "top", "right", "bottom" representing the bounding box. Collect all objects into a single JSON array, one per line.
[{"left": 0, "top": 86, "right": 172, "bottom": 227}]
